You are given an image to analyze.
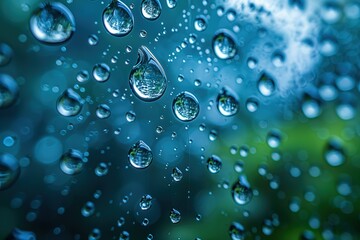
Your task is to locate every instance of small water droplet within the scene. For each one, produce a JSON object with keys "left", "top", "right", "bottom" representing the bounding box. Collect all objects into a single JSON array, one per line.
[
  {"left": 0, "top": 43, "right": 13, "bottom": 66},
  {"left": 93, "top": 63, "right": 110, "bottom": 82},
  {"left": 324, "top": 138, "right": 345, "bottom": 167},
  {"left": 229, "top": 222, "right": 245, "bottom": 240},
  {"left": 141, "top": 0, "right": 162, "bottom": 20},
  {"left": 194, "top": 16, "right": 207, "bottom": 32},
  {"left": 103, "top": 0, "right": 134, "bottom": 37},
  {"left": 88, "top": 228, "right": 101, "bottom": 240},
  {"left": 126, "top": 111, "right": 136, "bottom": 122},
  {"left": 217, "top": 88, "right": 238, "bottom": 116},
  {"left": 172, "top": 91, "right": 200, "bottom": 122},
  {"left": 139, "top": 194, "right": 152, "bottom": 210},
  {"left": 207, "top": 155, "right": 222, "bottom": 173},
  {"left": 212, "top": 29, "right": 237, "bottom": 60},
  {"left": 59, "top": 149, "right": 84, "bottom": 175},
  {"left": 172, "top": 167, "right": 183, "bottom": 181},
  {"left": 96, "top": 104, "right": 111, "bottom": 119},
  {"left": 95, "top": 162, "right": 109, "bottom": 176},
  {"left": 81, "top": 201, "right": 95, "bottom": 217},
  {"left": 119, "top": 231, "right": 130, "bottom": 240},
  {"left": 0, "top": 74, "right": 19, "bottom": 109},
  {"left": 0, "top": 154, "right": 20, "bottom": 191},
  {"left": 88, "top": 34, "right": 99, "bottom": 46},
  {"left": 76, "top": 70, "right": 90, "bottom": 83},
  {"left": 166, "top": 0, "right": 177, "bottom": 9},
  {"left": 257, "top": 72, "right": 275, "bottom": 96},
  {"left": 231, "top": 176, "right": 253, "bottom": 205},
  {"left": 128, "top": 140, "right": 153, "bottom": 169},
  {"left": 266, "top": 130, "right": 282, "bottom": 148},
  {"left": 56, "top": 88, "right": 83, "bottom": 117},
  {"left": 245, "top": 97, "right": 259, "bottom": 112},
  {"left": 169, "top": 208, "right": 181, "bottom": 223}
]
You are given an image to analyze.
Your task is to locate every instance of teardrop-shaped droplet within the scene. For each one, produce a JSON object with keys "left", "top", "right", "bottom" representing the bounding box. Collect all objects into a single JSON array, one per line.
[
  {"left": 172, "top": 91, "right": 200, "bottom": 122},
  {"left": 171, "top": 167, "right": 183, "bottom": 181},
  {"left": 103, "top": 0, "right": 134, "bottom": 37},
  {"left": 166, "top": 0, "right": 177, "bottom": 9},
  {"left": 217, "top": 88, "right": 239, "bottom": 116},
  {"left": 129, "top": 46, "right": 167, "bottom": 101},
  {"left": 59, "top": 149, "right": 84, "bottom": 175},
  {"left": 0, "top": 74, "right": 19, "bottom": 109},
  {"left": 212, "top": 29, "right": 237, "bottom": 60},
  {"left": 229, "top": 222, "right": 245, "bottom": 240},
  {"left": 207, "top": 155, "right": 222, "bottom": 173},
  {"left": 128, "top": 140, "right": 153, "bottom": 169},
  {"left": 257, "top": 72, "right": 275, "bottom": 96},
  {"left": 324, "top": 138, "right": 345, "bottom": 167},
  {"left": 96, "top": 104, "right": 111, "bottom": 119},
  {"left": 139, "top": 194, "right": 153, "bottom": 210},
  {"left": 93, "top": 63, "right": 110, "bottom": 82},
  {"left": 0, "top": 43, "right": 13, "bottom": 66},
  {"left": 231, "top": 176, "right": 253, "bottom": 205},
  {"left": 169, "top": 208, "right": 181, "bottom": 223},
  {"left": 30, "top": 2, "right": 76, "bottom": 44},
  {"left": 56, "top": 88, "right": 83, "bottom": 117},
  {"left": 141, "top": 0, "right": 162, "bottom": 21},
  {"left": 0, "top": 153, "right": 20, "bottom": 191}
]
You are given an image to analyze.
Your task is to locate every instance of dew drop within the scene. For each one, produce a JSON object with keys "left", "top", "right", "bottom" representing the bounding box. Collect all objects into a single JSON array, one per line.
[
  {"left": 81, "top": 201, "right": 95, "bottom": 217},
  {"left": 56, "top": 88, "right": 83, "bottom": 117},
  {"left": 0, "top": 153, "right": 20, "bottom": 191},
  {"left": 194, "top": 16, "right": 207, "bottom": 32},
  {"left": 76, "top": 70, "right": 90, "bottom": 83},
  {"left": 257, "top": 72, "right": 276, "bottom": 96},
  {"left": 128, "top": 140, "right": 153, "bottom": 169},
  {"left": 217, "top": 88, "right": 239, "bottom": 116},
  {"left": 141, "top": 0, "right": 162, "bottom": 20},
  {"left": 129, "top": 46, "right": 167, "bottom": 101},
  {"left": 266, "top": 130, "right": 282, "bottom": 148},
  {"left": 324, "top": 138, "right": 345, "bottom": 167},
  {"left": 166, "top": 0, "right": 177, "bottom": 9},
  {"left": 6, "top": 228, "right": 36, "bottom": 240},
  {"left": 88, "top": 34, "right": 99, "bottom": 46},
  {"left": 172, "top": 91, "right": 200, "bottom": 122},
  {"left": 30, "top": 2, "right": 75, "bottom": 44},
  {"left": 95, "top": 162, "right": 109, "bottom": 176},
  {"left": 229, "top": 222, "right": 245, "bottom": 240},
  {"left": 207, "top": 155, "right": 222, "bottom": 174},
  {"left": 0, "top": 74, "right": 19, "bottom": 109},
  {"left": 119, "top": 231, "right": 130, "bottom": 240},
  {"left": 231, "top": 176, "right": 253, "bottom": 205},
  {"left": 245, "top": 97, "right": 259, "bottom": 112},
  {"left": 172, "top": 167, "right": 183, "bottom": 181},
  {"left": 169, "top": 208, "right": 181, "bottom": 223},
  {"left": 96, "top": 104, "right": 111, "bottom": 119},
  {"left": 59, "top": 149, "right": 84, "bottom": 175},
  {"left": 93, "top": 63, "right": 110, "bottom": 82},
  {"left": 126, "top": 111, "right": 136, "bottom": 122},
  {"left": 212, "top": 29, "right": 237, "bottom": 60},
  {"left": 139, "top": 194, "right": 152, "bottom": 210},
  {"left": 102, "top": 0, "right": 134, "bottom": 37},
  {"left": 0, "top": 43, "right": 13, "bottom": 66}
]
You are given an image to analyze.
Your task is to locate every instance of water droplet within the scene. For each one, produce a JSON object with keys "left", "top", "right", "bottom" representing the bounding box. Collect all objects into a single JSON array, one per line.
[
  {"left": 139, "top": 30, "right": 147, "bottom": 38},
  {"left": 166, "top": 0, "right": 177, "bottom": 9},
  {"left": 301, "top": 91, "right": 322, "bottom": 119},
  {"left": 88, "top": 228, "right": 101, "bottom": 240},
  {"left": 212, "top": 29, "right": 237, "bottom": 60},
  {"left": 321, "top": 2, "right": 341, "bottom": 24},
  {"left": 266, "top": 130, "right": 282, "bottom": 148},
  {"left": 257, "top": 72, "right": 275, "bottom": 96},
  {"left": 169, "top": 208, "right": 181, "bottom": 223},
  {"left": 245, "top": 97, "right": 259, "bottom": 112},
  {"left": 88, "top": 34, "right": 99, "bottom": 46},
  {"left": 194, "top": 16, "right": 207, "bottom": 32},
  {"left": 0, "top": 43, "right": 13, "bottom": 66},
  {"left": 139, "top": 194, "right": 152, "bottom": 210},
  {"left": 119, "top": 231, "right": 130, "bottom": 240},
  {"left": 30, "top": 2, "right": 75, "bottom": 44},
  {"left": 247, "top": 57, "right": 258, "bottom": 69},
  {"left": 229, "top": 222, "right": 245, "bottom": 240},
  {"left": 324, "top": 138, "right": 345, "bottom": 167},
  {"left": 271, "top": 51, "right": 285, "bottom": 67},
  {"left": 207, "top": 155, "right": 222, "bottom": 173},
  {"left": 95, "top": 162, "right": 109, "bottom": 176},
  {"left": 172, "top": 91, "right": 200, "bottom": 122},
  {"left": 103, "top": 0, "right": 134, "bottom": 37},
  {"left": 0, "top": 153, "right": 20, "bottom": 191},
  {"left": 81, "top": 201, "right": 95, "bottom": 217},
  {"left": 141, "top": 0, "right": 162, "bottom": 20},
  {"left": 96, "top": 104, "right": 111, "bottom": 119},
  {"left": 6, "top": 228, "right": 36, "bottom": 240},
  {"left": 76, "top": 70, "right": 90, "bottom": 83},
  {"left": 126, "top": 111, "right": 136, "bottom": 122},
  {"left": 217, "top": 88, "right": 239, "bottom": 116},
  {"left": 93, "top": 63, "right": 110, "bottom": 82},
  {"left": 56, "top": 88, "right": 83, "bottom": 117},
  {"left": 231, "top": 176, "right": 253, "bottom": 205},
  {"left": 172, "top": 167, "right": 183, "bottom": 181},
  {"left": 59, "top": 149, "right": 84, "bottom": 175},
  {"left": 209, "top": 130, "right": 217, "bottom": 141},
  {"left": 0, "top": 74, "right": 19, "bottom": 109},
  {"left": 128, "top": 140, "right": 153, "bottom": 169},
  {"left": 129, "top": 46, "right": 167, "bottom": 101}
]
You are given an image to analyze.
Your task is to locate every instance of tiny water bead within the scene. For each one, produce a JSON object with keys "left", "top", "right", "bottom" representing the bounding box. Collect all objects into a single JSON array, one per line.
[
  {"left": 56, "top": 88, "right": 83, "bottom": 117},
  {"left": 212, "top": 29, "right": 237, "bottom": 60},
  {"left": 96, "top": 104, "right": 111, "bottom": 119},
  {"left": 172, "top": 91, "right": 200, "bottom": 122},
  {"left": 166, "top": 0, "right": 177, "bottom": 9},
  {"left": 81, "top": 201, "right": 95, "bottom": 217},
  {"left": 194, "top": 16, "right": 207, "bottom": 32},
  {"left": 128, "top": 140, "right": 153, "bottom": 169},
  {"left": 119, "top": 231, "right": 130, "bottom": 240},
  {"left": 59, "top": 149, "right": 84, "bottom": 175},
  {"left": 0, "top": 153, "right": 20, "bottom": 191},
  {"left": 207, "top": 155, "right": 222, "bottom": 174},
  {"left": 103, "top": 0, "right": 134, "bottom": 37},
  {"left": 30, "top": 2, "right": 76, "bottom": 44},
  {"left": 89, "top": 228, "right": 101, "bottom": 240},
  {"left": 95, "top": 162, "right": 109, "bottom": 176},
  {"left": 76, "top": 70, "right": 90, "bottom": 83},
  {"left": 324, "top": 138, "right": 346, "bottom": 167},
  {"left": 172, "top": 167, "right": 183, "bottom": 181},
  {"left": 257, "top": 72, "right": 276, "bottom": 96},
  {"left": 0, "top": 43, "right": 13, "bottom": 66},
  {"left": 229, "top": 222, "right": 245, "bottom": 240},
  {"left": 126, "top": 111, "right": 136, "bottom": 122},
  {"left": 266, "top": 130, "right": 282, "bottom": 148},
  {"left": 217, "top": 88, "right": 239, "bottom": 117},
  {"left": 245, "top": 97, "right": 259, "bottom": 112},
  {"left": 139, "top": 194, "right": 152, "bottom": 210},
  {"left": 93, "top": 63, "right": 110, "bottom": 82},
  {"left": 88, "top": 34, "right": 99, "bottom": 46},
  {"left": 0, "top": 74, "right": 19, "bottom": 109},
  {"left": 169, "top": 208, "right": 181, "bottom": 223},
  {"left": 141, "top": 0, "right": 162, "bottom": 21},
  {"left": 129, "top": 46, "right": 167, "bottom": 101},
  {"left": 231, "top": 176, "right": 253, "bottom": 205}
]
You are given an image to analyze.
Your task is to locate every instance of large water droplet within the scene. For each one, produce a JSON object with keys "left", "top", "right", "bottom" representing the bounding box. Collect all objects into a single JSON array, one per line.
[
  {"left": 231, "top": 176, "right": 253, "bottom": 205},
  {"left": 169, "top": 208, "right": 181, "bottom": 223},
  {"left": 257, "top": 72, "right": 276, "bottom": 96},
  {"left": 324, "top": 138, "right": 345, "bottom": 167},
  {"left": 217, "top": 88, "right": 239, "bottom": 116},
  {"left": 93, "top": 63, "right": 110, "bottom": 82},
  {"left": 129, "top": 46, "right": 167, "bottom": 101},
  {"left": 141, "top": 0, "right": 162, "bottom": 21},
  {"left": 30, "top": 2, "right": 75, "bottom": 44},
  {"left": 0, "top": 74, "right": 19, "bottom": 109},
  {"left": 128, "top": 140, "right": 153, "bottom": 169},
  {"left": 0, "top": 153, "right": 20, "bottom": 191},
  {"left": 229, "top": 222, "right": 245, "bottom": 240},
  {"left": 212, "top": 29, "right": 237, "bottom": 60},
  {"left": 207, "top": 155, "right": 222, "bottom": 173},
  {"left": 56, "top": 88, "right": 83, "bottom": 117},
  {"left": 103, "top": 0, "right": 134, "bottom": 37},
  {"left": 139, "top": 194, "right": 152, "bottom": 210},
  {"left": 0, "top": 43, "right": 13, "bottom": 66},
  {"left": 59, "top": 149, "right": 84, "bottom": 175},
  {"left": 172, "top": 91, "right": 200, "bottom": 122}
]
